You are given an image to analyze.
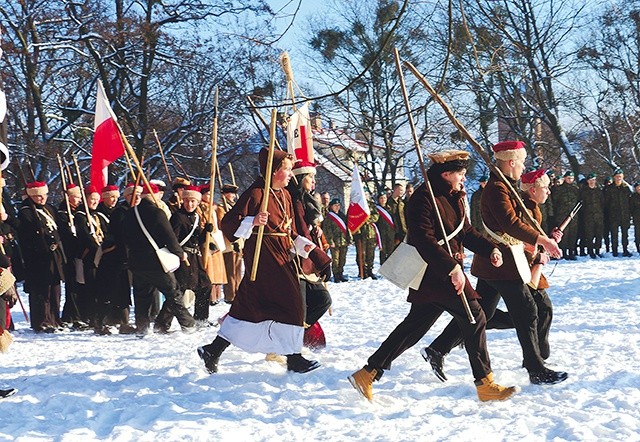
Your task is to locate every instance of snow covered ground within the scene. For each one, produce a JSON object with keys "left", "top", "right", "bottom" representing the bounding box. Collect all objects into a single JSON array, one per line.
[{"left": 1, "top": 248, "right": 639, "bottom": 442}]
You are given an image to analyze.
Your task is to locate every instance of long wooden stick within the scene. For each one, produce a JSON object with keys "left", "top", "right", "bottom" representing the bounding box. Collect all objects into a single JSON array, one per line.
[
  {"left": 280, "top": 52, "right": 297, "bottom": 112},
  {"left": 403, "top": 59, "right": 545, "bottom": 237},
  {"left": 394, "top": 48, "right": 474, "bottom": 324},
  {"left": 246, "top": 96, "right": 286, "bottom": 152},
  {"left": 123, "top": 150, "right": 136, "bottom": 182},
  {"left": 153, "top": 129, "right": 173, "bottom": 183},
  {"left": 170, "top": 154, "right": 190, "bottom": 181},
  {"left": 250, "top": 109, "right": 278, "bottom": 281},
  {"left": 228, "top": 162, "right": 236, "bottom": 186},
  {"left": 204, "top": 87, "right": 219, "bottom": 268},
  {"left": 71, "top": 153, "right": 97, "bottom": 241}
]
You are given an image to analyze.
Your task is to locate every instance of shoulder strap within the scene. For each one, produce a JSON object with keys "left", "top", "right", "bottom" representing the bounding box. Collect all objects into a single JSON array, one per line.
[
  {"left": 134, "top": 206, "right": 160, "bottom": 251},
  {"left": 179, "top": 212, "right": 199, "bottom": 246}
]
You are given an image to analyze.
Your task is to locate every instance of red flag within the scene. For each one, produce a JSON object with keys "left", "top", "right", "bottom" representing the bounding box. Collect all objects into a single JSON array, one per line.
[
  {"left": 347, "top": 164, "right": 370, "bottom": 233},
  {"left": 91, "top": 81, "right": 125, "bottom": 190}
]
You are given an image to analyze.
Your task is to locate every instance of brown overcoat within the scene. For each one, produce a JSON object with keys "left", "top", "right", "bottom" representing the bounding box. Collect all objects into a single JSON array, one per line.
[
  {"left": 406, "top": 173, "right": 496, "bottom": 304},
  {"left": 220, "top": 178, "right": 303, "bottom": 326},
  {"left": 470, "top": 173, "right": 540, "bottom": 281}
]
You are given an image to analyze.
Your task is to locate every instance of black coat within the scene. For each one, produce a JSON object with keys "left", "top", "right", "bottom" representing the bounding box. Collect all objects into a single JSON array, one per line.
[
  {"left": 170, "top": 208, "right": 210, "bottom": 291},
  {"left": 123, "top": 198, "right": 183, "bottom": 272}
]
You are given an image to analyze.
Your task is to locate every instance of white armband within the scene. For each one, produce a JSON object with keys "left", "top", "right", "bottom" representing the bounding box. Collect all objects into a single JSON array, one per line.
[
  {"left": 234, "top": 216, "right": 255, "bottom": 239},
  {"left": 292, "top": 235, "right": 316, "bottom": 259}
]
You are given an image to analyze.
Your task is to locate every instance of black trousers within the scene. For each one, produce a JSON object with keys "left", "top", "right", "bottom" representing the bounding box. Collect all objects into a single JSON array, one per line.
[
  {"left": 132, "top": 269, "right": 195, "bottom": 332},
  {"left": 301, "top": 280, "right": 332, "bottom": 326},
  {"left": 28, "top": 283, "right": 61, "bottom": 330},
  {"left": 367, "top": 296, "right": 491, "bottom": 381},
  {"left": 431, "top": 279, "right": 550, "bottom": 372}
]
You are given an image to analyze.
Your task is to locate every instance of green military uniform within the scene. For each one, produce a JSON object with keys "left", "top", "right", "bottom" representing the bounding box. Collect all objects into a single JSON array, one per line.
[
  {"left": 629, "top": 184, "right": 640, "bottom": 253},
  {"left": 353, "top": 199, "right": 379, "bottom": 279},
  {"left": 604, "top": 177, "right": 632, "bottom": 256},
  {"left": 579, "top": 182, "right": 604, "bottom": 258},
  {"left": 387, "top": 195, "right": 406, "bottom": 243},
  {"left": 552, "top": 177, "right": 580, "bottom": 259},
  {"left": 470, "top": 186, "right": 484, "bottom": 233},
  {"left": 375, "top": 200, "right": 396, "bottom": 264},
  {"left": 322, "top": 201, "right": 351, "bottom": 282}
]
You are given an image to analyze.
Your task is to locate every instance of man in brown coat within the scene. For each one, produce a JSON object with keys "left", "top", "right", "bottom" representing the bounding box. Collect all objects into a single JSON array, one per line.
[
  {"left": 448, "top": 141, "right": 566, "bottom": 385},
  {"left": 349, "top": 150, "right": 516, "bottom": 402}
]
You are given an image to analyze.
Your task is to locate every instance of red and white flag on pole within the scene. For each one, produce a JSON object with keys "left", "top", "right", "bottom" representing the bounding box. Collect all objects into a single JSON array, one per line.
[
  {"left": 286, "top": 102, "right": 314, "bottom": 163},
  {"left": 347, "top": 164, "right": 370, "bottom": 233},
  {"left": 91, "top": 81, "right": 125, "bottom": 190}
]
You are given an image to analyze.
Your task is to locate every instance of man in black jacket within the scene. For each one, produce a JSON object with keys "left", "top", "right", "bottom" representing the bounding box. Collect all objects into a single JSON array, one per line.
[{"left": 123, "top": 184, "right": 195, "bottom": 334}]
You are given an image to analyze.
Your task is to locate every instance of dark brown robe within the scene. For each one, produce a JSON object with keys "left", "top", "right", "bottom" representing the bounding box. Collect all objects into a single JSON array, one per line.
[{"left": 220, "top": 178, "right": 303, "bottom": 326}]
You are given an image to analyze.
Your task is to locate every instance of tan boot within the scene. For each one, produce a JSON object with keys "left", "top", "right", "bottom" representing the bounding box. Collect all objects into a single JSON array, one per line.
[
  {"left": 265, "top": 353, "right": 287, "bottom": 365},
  {"left": 475, "top": 372, "right": 517, "bottom": 402},
  {"left": 348, "top": 367, "right": 378, "bottom": 401}
]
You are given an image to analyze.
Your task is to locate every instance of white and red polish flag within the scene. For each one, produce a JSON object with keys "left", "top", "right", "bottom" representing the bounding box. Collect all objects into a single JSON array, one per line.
[
  {"left": 286, "top": 102, "right": 314, "bottom": 164},
  {"left": 90, "top": 81, "right": 125, "bottom": 190},
  {"left": 347, "top": 164, "right": 370, "bottom": 233}
]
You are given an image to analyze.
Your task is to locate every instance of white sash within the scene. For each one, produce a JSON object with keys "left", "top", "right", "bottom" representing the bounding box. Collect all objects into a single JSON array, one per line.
[
  {"left": 327, "top": 212, "right": 348, "bottom": 236},
  {"left": 376, "top": 205, "right": 395, "bottom": 228}
]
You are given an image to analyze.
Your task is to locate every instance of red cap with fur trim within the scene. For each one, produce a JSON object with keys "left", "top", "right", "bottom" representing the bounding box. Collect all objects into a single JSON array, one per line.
[
  {"left": 492, "top": 140, "right": 527, "bottom": 162},
  {"left": 101, "top": 184, "right": 120, "bottom": 198},
  {"left": 66, "top": 183, "right": 81, "bottom": 198},
  {"left": 123, "top": 182, "right": 143, "bottom": 197},
  {"left": 520, "top": 169, "right": 550, "bottom": 191},
  {"left": 181, "top": 185, "right": 202, "bottom": 201},
  {"left": 142, "top": 183, "right": 159, "bottom": 195},
  {"left": 26, "top": 181, "right": 48, "bottom": 197},
  {"left": 84, "top": 185, "right": 100, "bottom": 197}
]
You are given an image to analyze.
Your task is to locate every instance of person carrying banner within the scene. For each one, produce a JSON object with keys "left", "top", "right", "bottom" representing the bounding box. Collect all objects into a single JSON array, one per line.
[{"left": 375, "top": 192, "right": 396, "bottom": 264}]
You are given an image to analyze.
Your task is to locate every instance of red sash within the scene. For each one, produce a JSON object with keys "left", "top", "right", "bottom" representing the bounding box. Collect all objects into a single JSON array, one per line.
[
  {"left": 327, "top": 211, "right": 348, "bottom": 236},
  {"left": 376, "top": 205, "right": 395, "bottom": 228}
]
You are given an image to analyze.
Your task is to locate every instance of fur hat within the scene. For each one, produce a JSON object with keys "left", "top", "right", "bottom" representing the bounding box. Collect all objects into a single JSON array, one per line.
[
  {"left": 221, "top": 183, "right": 238, "bottom": 194},
  {"left": 520, "top": 169, "right": 550, "bottom": 191},
  {"left": 123, "top": 183, "right": 143, "bottom": 198},
  {"left": 200, "top": 182, "right": 211, "bottom": 194},
  {"left": 492, "top": 140, "right": 527, "bottom": 162},
  {"left": 66, "top": 183, "right": 81, "bottom": 198},
  {"left": 26, "top": 181, "right": 48, "bottom": 197},
  {"left": 101, "top": 184, "right": 120, "bottom": 199},
  {"left": 172, "top": 177, "right": 190, "bottom": 191},
  {"left": 181, "top": 185, "right": 202, "bottom": 201},
  {"left": 428, "top": 149, "right": 470, "bottom": 174}
]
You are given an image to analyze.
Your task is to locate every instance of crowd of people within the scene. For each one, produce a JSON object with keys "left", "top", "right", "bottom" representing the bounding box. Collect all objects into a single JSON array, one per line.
[{"left": 1, "top": 142, "right": 638, "bottom": 402}]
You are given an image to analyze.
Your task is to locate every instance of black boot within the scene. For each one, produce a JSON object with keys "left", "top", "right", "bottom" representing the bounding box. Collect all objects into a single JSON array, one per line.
[
  {"left": 421, "top": 346, "right": 447, "bottom": 382},
  {"left": 197, "top": 336, "right": 230, "bottom": 374},
  {"left": 286, "top": 353, "right": 320, "bottom": 373},
  {"left": 588, "top": 249, "right": 596, "bottom": 259},
  {"left": 0, "top": 388, "right": 17, "bottom": 399},
  {"left": 622, "top": 248, "right": 633, "bottom": 257},
  {"left": 334, "top": 274, "right": 343, "bottom": 283},
  {"left": 529, "top": 368, "right": 568, "bottom": 385}
]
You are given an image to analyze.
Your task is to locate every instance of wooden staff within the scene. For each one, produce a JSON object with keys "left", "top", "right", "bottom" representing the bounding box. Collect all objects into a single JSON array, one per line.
[
  {"left": 114, "top": 126, "right": 158, "bottom": 206},
  {"left": 71, "top": 153, "right": 97, "bottom": 242},
  {"left": 123, "top": 150, "right": 136, "bottom": 181},
  {"left": 403, "top": 59, "right": 545, "bottom": 237},
  {"left": 62, "top": 157, "right": 75, "bottom": 185},
  {"left": 56, "top": 154, "right": 76, "bottom": 237},
  {"left": 280, "top": 52, "right": 297, "bottom": 111},
  {"left": 204, "top": 87, "right": 219, "bottom": 268},
  {"left": 216, "top": 160, "right": 229, "bottom": 212},
  {"left": 228, "top": 162, "right": 236, "bottom": 186},
  {"left": 250, "top": 108, "right": 277, "bottom": 282},
  {"left": 394, "top": 48, "right": 475, "bottom": 324},
  {"left": 246, "top": 96, "right": 286, "bottom": 152},
  {"left": 153, "top": 129, "right": 172, "bottom": 183},
  {"left": 170, "top": 154, "right": 190, "bottom": 182}
]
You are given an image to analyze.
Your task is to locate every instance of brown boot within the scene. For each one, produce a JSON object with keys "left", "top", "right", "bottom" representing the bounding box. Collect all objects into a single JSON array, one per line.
[
  {"left": 348, "top": 366, "right": 379, "bottom": 401},
  {"left": 475, "top": 372, "right": 517, "bottom": 402}
]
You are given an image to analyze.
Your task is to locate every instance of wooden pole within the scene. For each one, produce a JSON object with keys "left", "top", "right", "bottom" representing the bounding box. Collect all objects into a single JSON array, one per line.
[
  {"left": 402, "top": 59, "right": 545, "bottom": 237},
  {"left": 123, "top": 150, "right": 136, "bottom": 182},
  {"left": 228, "top": 162, "right": 236, "bottom": 186},
  {"left": 204, "top": 87, "right": 219, "bottom": 268},
  {"left": 394, "top": 48, "right": 475, "bottom": 324},
  {"left": 153, "top": 129, "right": 173, "bottom": 183},
  {"left": 249, "top": 109, "right": 278, "bottom": 282}
]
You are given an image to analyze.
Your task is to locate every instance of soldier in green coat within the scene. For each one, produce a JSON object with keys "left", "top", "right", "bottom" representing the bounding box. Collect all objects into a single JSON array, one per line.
[
  {"left": 579, "top": 173, "right": 604, "bottom": 258},
  {"left": 469, "top": 175, "right": 488, "bottom": 234},
  {"left": 353, "top": 196, "right": 379, "bottom": 279},
  {"left": 629, "top": 182, "right": 640, "bottom": 253},
  {"left": 322, "top": 199, "right": 351, "bottom": 282},
  {"left": 387, "top": 183, "right": 407, "bottom": 244},
  {"left": 604, "top": 169, "right": 632, "bottom": 257},
  {"left": 552, "top": 171, "right": 580, "bottom": 260},
  {"left": 375, "top": 193, "right": 396, "bottom": 264}
]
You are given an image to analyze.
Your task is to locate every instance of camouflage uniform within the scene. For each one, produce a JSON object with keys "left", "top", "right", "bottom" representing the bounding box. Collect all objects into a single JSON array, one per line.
[
  {"left": 375, "top": 202, "right": 396, "bottom": 264},
  {"left": 387, "top": 196, "right": 407, "bottom": 243},
  {"left": 552, "top": 181, "right": 580, "bottom": 258},
  {"left": 579, "top": 185, "right": 604, "bottom": 257},
  {"left": 629, "top": 187, "right": 640, "bottom": 253},
  {"left": 353, "top": 200, "right": 379, "bottom": 279},
  {"left": 469, "top": 186, "right": 485, "bottom": 234},
  {"left": 604, "top": 182, "right": 632, "bottom": 256},
  {"left": 322, "top": 208, "right": 351, "bottom": 282}
]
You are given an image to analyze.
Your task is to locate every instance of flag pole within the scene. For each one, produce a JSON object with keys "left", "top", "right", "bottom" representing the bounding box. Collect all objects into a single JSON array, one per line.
[
  {"left": 250, "top": 109, "right": 278, "bottom": 282},
  {"left": 393, "top": 48, "right": 475, "bottom": 324}
]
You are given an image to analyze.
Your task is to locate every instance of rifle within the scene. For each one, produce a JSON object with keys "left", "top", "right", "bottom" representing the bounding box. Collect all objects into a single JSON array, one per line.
[
  {"left": 529, "top": 201, "right": 582, "bottom": 289},
  {"left": 56, "top": 154, "right": 76, "bottom": 237},
  {"left": 71, "top": 154, "right": 99, "bottom": 246}
]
